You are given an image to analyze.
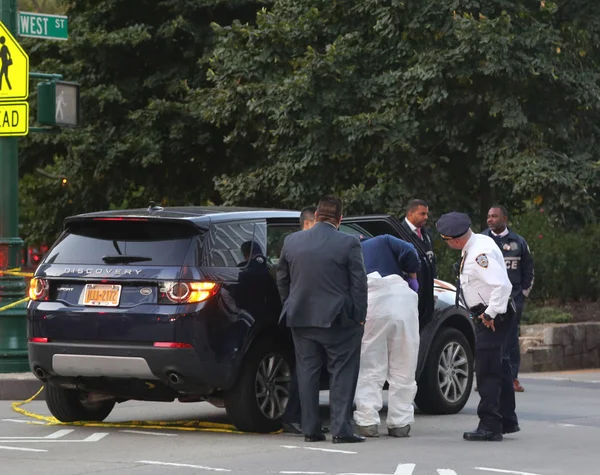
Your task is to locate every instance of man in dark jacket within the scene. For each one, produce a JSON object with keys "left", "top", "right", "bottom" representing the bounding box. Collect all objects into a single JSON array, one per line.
[
  {"left": 277, "top": 195, "right": 368, "bottom": 444},
  {"left": 482, "top": 205, "right": 534, "bottom": 393},
  {"left": 399, "top": 199, "right": 437, "bottom": 278}
]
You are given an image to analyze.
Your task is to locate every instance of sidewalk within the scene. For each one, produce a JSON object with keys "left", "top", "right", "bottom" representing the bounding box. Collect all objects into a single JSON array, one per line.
[{"left": 0, "top": 372, "right": 45, "bottom": 401}]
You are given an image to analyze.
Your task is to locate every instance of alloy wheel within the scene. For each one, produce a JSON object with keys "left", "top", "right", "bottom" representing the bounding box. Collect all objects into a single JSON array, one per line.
[
  {"left": 255, "top": 353, "right": 291, "bottom": 420},
  {"left": 437, "top": 341, "right": 469, "bottom": 403}
]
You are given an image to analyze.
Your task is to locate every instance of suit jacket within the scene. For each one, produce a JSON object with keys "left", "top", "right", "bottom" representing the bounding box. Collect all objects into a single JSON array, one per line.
[
  {"left": 276, "top": 222, "right": 368, "bottom": 328},
  {"left": 399, "top": 217, "right": 437, "bottom": 278}
]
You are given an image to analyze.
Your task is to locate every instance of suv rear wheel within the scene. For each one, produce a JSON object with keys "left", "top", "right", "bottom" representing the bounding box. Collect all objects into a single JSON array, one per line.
[
  {"left": 46, "top": 384, "right": 115, "bottom": 422},
  {"left": 415, "top": 327, "right": 473, "bottom": 414},
  {"left": 225, "top": 337, "right": 292, "bottom": 433}
]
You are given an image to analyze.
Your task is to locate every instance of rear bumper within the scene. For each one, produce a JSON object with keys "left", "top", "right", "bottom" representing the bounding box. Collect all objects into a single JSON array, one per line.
[{"left": 28, "top": 342, "right": 234, "bottom": 397}]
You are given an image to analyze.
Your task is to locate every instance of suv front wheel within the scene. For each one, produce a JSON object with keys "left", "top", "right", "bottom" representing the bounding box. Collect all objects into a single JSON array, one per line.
[
  {"left": 415, "top": 327, "right": 473, "bottom": 414},
  {"left": 225, "top": 336, "right": 292, "bottom": 433}
]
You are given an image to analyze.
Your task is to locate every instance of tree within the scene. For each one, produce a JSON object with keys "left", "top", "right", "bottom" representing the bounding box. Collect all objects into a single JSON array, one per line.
[
  {"left": 199, "top": 0, "right": 600, "bottom": 226},
  {"left": 19, "top": 0, "right": 261, "bottom": 243}
]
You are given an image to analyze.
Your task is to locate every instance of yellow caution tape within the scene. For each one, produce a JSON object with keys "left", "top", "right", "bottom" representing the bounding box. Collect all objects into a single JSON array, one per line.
[
  {"left": 12, "top": 386, "right": 282, "bottom": 434},
  {"left": 0, "top": 268, "right": 34, "bottom": 278},
  {"left": 0, "top": 297, "right": 29, "bottom": 313}
]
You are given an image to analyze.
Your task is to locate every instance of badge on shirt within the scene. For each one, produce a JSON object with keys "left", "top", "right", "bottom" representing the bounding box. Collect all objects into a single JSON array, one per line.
[
  {"left": 503, "top": 243, "right": 511, "bottom": 251},
  {"left": 475, "top": 254, "right": 489, "bottom": 268},
  {"left": 510, "top": 242, "right": 519, "bottom": 251}
]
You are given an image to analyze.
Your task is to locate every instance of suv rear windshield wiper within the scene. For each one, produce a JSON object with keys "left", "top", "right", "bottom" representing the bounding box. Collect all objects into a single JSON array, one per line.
[{"left": 101, "top": 255, "right": 153, "bottom": 264}]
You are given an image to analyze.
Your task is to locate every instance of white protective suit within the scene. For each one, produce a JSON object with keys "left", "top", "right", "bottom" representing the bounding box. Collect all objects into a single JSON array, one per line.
[{"left": 353, "top": 272, "right": 420, "bottom": 429}]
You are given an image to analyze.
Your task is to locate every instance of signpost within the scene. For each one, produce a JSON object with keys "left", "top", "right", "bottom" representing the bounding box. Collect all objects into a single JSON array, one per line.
[
  {"left": 18, "top": 11, "right": 67, "bottom": 41},
  {"left": 0, "top": 1, "right": 29, "bottom": 373}
]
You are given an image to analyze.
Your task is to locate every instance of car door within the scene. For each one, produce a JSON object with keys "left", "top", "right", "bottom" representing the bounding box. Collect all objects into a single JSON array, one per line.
[{"left": 341, "top": 214, "right": 435, "bottom": 326}]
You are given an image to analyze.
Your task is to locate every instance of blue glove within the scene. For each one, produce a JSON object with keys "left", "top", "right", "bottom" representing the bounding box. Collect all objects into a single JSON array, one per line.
[{"left": 407, "top": 277, "right": 419, "bottom": 293}]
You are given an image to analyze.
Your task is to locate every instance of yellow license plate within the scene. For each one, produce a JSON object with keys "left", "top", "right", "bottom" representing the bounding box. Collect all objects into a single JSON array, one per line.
[{"left": 83, "top": 284, "right": 122, "bottom": 307}]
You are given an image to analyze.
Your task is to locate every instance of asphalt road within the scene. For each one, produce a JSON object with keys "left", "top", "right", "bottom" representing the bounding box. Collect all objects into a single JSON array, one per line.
[{"left": 0, "top": 370, "right": 599, "bottom": 475}]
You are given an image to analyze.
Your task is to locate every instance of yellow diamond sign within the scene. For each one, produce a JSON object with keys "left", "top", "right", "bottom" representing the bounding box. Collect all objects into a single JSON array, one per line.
[{"left": 0, "top": 21, "right": 29, "bottom": 101}]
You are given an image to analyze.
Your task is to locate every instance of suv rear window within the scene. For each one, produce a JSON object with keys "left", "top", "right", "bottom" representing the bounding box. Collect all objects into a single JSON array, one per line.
[{"left": 44, "top": 220, "right": 199, "bottom": 266}]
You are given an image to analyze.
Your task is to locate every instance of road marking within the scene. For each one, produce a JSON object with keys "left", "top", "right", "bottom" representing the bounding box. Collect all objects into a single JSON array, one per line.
[
  {"left": 0, "top": 445, "right": 48, "bottom": 452},
  {"left": 558, "top": 423, "right": 577, "bottom": 427},
  {"left": 82, "top": 432, "right": 109, "bottom": 442},
  {"left": 280, "top": 472, "right": 327, "bottom": 474},
  {"left": 120, "top": 429, "right": 178, "bottom": 436},
  {"left": 437, "top": 471, "right": 458, "bottom": 475},
  {"left": 394, "top": 465, "right": 416, "bottom": 475},
  {"left": 0, "top": 429, "right": 73, "bottom": 440},
  {"left": 281, "top": 445, "right": 357, "bottom": 455},
  {"left": 475, "top": 468, "right": 541, "bottom": 475},
  {"left": 1, "top": 418, "right": 47, "bottom": 425},
  {"left": 137, "top": 460, "right": 231, "bottom": 471}
]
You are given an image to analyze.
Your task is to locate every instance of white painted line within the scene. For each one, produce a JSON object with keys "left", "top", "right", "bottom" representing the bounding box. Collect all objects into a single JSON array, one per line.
[
  {"left": 137, "top": 460, "right": 231, "bottom": 472},
  {"left": 394, "top": 465, "right": 416, "bottom": 475},
  {"left": 1, "top": 418, "right": 47, "bottom": 425},
  {"left": 280, "top": 472, "right": 327, "bottom": 474},
  {"left": 281, "top": 445, "right": 357, "bottom": 455},
  {"left": 0, "top": 429, "right": 74, "bottom": 440},
  {"left": 45, "top": 429, "right": 75, "bottom": 439},
  {"left": 0, "top": 445, "right": 48, "bottom": 452},
  {"left": 120, "top": 429, "right": 178, "bottom": 437},
  {"left": 82, "top": 432, "right": 109, "bottom": 442},
  {"left": 437, "top": 470, "right": 458, "bottom": 475},
  {"left": 475, "top": 467, "right": 541, "bottom": 475},
  {"left": 558, "top": 423, "right": 577, "bottom": 427}
]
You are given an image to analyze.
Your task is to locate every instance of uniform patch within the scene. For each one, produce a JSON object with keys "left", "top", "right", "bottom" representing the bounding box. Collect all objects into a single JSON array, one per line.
[
  {"left": 503, "top": 243, "right": 511, "bottom": 251},
  {"left": 475, "top": 254, "right": 489, "bottom": 268},
  {"left": 510, "top": 242, "right": 519, "bottom": 251}
]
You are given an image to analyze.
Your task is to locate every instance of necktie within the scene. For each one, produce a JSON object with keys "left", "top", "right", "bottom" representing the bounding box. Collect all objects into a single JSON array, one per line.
[{"left": 416, "top": 228, "right": 422, "bottom": 239}]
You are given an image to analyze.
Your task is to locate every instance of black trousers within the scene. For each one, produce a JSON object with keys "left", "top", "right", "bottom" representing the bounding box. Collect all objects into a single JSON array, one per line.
[
  {"left": 474, "top": 310, "right": 519, "bottom": 434},
  {"left": 283, "top": 366, "right": 302, "bottom": 424},
  {"left": 291, "top": 323, "right": 364, "bottom": 438}
]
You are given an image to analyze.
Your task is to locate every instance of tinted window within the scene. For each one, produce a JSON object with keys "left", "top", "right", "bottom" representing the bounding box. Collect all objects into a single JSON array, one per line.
[
  {"left": 44, "top": 220, "right": 198, "bottom": 266},
  {"left": 202, "top": 221, "right": 266, "bottom": 267},
  {"left": 267, "top": 225, "right": 298, "bottom": 267},
  {"left": 339, "top": 223, "right": 371, "bottom": 237}
]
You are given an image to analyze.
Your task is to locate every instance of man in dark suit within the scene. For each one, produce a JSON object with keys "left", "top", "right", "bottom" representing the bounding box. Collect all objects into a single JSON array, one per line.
[
  {"left": 277, "top": 195, "right": 368, "bottom": 444},
  {"left": 399, "top": 199, "right": 437, "bottom": 278}
]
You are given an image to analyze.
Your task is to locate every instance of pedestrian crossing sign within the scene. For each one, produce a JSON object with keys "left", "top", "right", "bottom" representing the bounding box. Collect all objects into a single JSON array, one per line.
[{"left": 0, "top": 21, "right": 29, "bottom": 101}]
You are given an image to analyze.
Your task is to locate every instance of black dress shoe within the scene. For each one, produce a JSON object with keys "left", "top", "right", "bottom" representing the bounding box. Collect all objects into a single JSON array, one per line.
[
  {"left": 332, "top": 434, "right": 366, "bottom": 444},
  {"left": 304, "top": 433, "right": 326, "bottom": 442},
  {"left": 321, "top": 426, "right": 330, "bottom": 434},
  {"left": 282, "top": 422, "right": 303, "bottom": 434},
  {"left": 502, "top": 424, "right": 521, "bottom": 434},
  {"left": 463, "top": 428, "right": 502, "bottom": 441}
]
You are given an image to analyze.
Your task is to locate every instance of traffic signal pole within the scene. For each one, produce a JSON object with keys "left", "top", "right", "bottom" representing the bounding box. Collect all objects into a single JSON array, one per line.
[{"left": 0, "top": 0, "right": 29, "bottom": 373}]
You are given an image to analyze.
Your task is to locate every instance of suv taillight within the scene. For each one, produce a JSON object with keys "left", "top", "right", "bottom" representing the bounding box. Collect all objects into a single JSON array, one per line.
[
  {"left": 28, "top": 278, "right": 49, "bottom": 301},
  {"left": 158, "top": 281, "right": 219, "bottom": 304}
]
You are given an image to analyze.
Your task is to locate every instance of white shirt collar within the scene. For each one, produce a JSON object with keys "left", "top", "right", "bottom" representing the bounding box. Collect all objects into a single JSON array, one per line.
[
  {"left": 490, "top": 228, "right": 509, "bottom": 238},
  {"left": 404, "top": 217, "right": 418, "bottom": 233},
  {"left": 462, "top": 233, "right": 476, "bottom": 256}
]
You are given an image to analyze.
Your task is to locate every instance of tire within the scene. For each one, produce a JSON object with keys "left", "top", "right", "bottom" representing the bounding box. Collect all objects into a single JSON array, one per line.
[
  {"left": 225, "top": 337, "right": 292, "bottom": 433},
  {"left": 45, "top": 384, "right": 115, "bottom": 422},
  {"left": 415, "top": 327, "right": 474, "bottom": 414}
]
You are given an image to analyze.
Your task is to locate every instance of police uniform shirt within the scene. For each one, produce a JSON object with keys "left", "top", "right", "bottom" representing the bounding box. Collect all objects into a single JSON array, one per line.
[{"left": 460, "top": 233, "right": 512, "bottom": 319}]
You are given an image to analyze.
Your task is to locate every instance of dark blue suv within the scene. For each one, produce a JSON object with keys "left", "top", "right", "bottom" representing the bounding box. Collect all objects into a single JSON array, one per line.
[{"left": 28, "top": 206, "right": 474, "bottom": 432}]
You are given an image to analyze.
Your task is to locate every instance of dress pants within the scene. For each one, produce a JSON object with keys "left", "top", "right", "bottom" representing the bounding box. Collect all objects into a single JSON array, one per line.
[
  {"left": 291, "top": 323, "right": 364, "bottom": 438},
  {"left": 475, "top": 311, "right": 519, "bottom": 434},
  {"left": 283, "top": 366, "right": 301, "bottom": 424},
  {"left": 503, "top": 293, "right": 525, "bottom": 379}
]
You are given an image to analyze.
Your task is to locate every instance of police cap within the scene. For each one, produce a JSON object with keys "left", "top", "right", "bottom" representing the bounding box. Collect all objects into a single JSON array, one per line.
[{"left": 436, "top": 212, "right": 471, "bottom": 240}]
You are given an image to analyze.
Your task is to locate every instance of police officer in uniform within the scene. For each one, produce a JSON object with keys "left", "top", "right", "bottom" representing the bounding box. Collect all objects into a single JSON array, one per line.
[
  {"left": 482, "top": 205, "right": 534, "bottom": 393},
  {"left": 436, "top": 212, "right": 519, "bottom": 441}
]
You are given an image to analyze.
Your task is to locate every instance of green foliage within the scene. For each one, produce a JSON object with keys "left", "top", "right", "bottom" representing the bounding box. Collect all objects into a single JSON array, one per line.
[
  {"left": 19, "top": 0, "right": 261, "bottom": 244},
  {"left": 522, "top": 305, "right": 573, "bottom": 325},
  {"left": 200, "top": 0, "right": 600, "bottom": 224}
]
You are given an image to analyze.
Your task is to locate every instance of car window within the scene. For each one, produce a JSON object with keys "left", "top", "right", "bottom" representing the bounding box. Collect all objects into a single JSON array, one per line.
[
  {"left": 267, "top": 224, "right": 298, "bottom": 267},
  {"left": 202, "top": 221, "right": 266, "bottom": 268},
  {"left": 44, "top": 220, "right": 198, "bottom": 266},
  {"left": 339, "top": 223, "right": 372, "bottom": 238}
]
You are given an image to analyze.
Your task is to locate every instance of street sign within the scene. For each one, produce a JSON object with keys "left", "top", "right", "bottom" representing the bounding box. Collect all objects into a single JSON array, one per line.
[
  {"left": 0, "top": 101, "right": 28, "bottom": 136},
  {"left": 18, "top": 12, "right": 68, "bottom": 41},
  {"left": 0, "top": 21, "right": 28, "bottom": 101}
]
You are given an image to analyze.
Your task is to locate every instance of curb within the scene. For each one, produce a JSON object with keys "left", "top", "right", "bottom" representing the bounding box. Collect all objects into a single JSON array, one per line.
[{"left": 0, "top": 373, "right": 45, "bottom": 401}]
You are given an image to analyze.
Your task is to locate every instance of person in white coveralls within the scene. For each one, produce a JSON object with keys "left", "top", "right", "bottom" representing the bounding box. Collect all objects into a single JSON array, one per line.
[{"left": 353, "top": 269, "right": 420, "bottom": 438}]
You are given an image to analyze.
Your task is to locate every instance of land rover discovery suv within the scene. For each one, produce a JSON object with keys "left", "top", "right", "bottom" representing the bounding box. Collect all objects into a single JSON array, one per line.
[{"left": 28, "top": 206, "right": 474, "bottom": 432}]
